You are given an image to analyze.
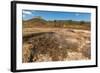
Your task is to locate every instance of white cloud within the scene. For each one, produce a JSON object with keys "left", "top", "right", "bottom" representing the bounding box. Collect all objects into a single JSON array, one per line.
[{"left": 23, "top": 10, "right": 32, "bottom": 15}]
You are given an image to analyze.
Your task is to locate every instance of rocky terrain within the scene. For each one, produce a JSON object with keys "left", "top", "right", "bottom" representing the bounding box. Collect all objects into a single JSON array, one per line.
[{"left": 22, "top": 28, "right": 91, "bottom": 63}]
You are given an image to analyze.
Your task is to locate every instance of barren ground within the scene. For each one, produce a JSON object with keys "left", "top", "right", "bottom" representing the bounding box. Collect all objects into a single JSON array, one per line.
[{"left": 22, "top": 28, "right": 91, "bottom": 63}]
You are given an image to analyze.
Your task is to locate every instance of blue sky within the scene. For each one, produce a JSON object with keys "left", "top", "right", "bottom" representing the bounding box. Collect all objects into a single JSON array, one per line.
[{"left": 22, "top": 10, "right": 91, "bottom": 22}]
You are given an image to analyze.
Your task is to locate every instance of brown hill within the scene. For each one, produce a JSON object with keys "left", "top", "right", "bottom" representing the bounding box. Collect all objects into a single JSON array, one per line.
[{"left": 23, "top": 17, "right": 47, "bottom": 28}]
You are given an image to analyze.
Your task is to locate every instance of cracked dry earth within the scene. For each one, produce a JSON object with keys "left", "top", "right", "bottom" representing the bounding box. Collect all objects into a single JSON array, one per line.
[{"left": 22, "top": 28, "right": 91, "bottom": 63}]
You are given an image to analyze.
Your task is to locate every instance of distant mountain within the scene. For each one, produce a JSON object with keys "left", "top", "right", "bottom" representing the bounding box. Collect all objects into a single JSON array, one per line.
[
  {"left": 23, "top": 17, "right": 47, "bottom": 28},
  {"left": 23, "top": 17, "right": 90, "bottom": 30}
]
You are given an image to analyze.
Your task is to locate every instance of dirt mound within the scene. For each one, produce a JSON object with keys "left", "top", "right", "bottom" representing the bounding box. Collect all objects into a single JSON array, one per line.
[{"left": 23, "top": 32, "right": 80, "bottom": 62}]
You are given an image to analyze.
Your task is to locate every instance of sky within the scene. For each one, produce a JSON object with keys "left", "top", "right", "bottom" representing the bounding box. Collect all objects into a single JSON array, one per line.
[{"left": 22, "top": 10, "right": 91, "bottom": 22}]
